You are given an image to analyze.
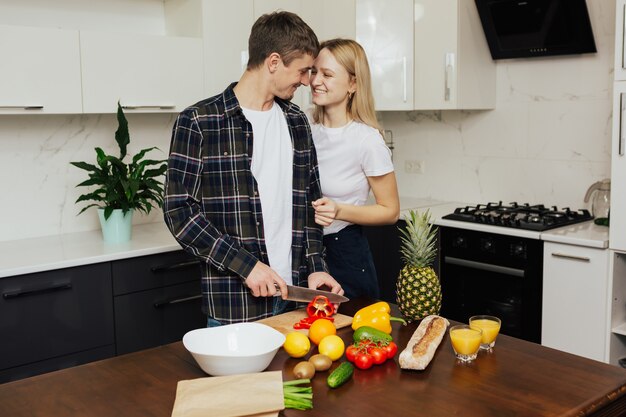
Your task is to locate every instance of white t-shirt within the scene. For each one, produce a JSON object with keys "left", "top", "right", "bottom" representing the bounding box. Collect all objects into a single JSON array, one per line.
[
  {"left": 311, "top": 120, "right": 394, "bottom": 235},
  {"left": 242, "top": 102, "right": 293, "bottom": 284}
]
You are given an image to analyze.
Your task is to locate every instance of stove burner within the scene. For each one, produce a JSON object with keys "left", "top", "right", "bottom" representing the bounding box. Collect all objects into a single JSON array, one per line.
[{"left": 442, "top": 201, "right": 593, "bottom": 231}]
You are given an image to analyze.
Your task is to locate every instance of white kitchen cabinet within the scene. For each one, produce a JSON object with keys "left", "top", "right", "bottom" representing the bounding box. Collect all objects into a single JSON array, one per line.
[
  {"left": 611, "top": 82, "right": 626, "bottom": 251},
  {"left": 202, "top": 1, "right": 253, "bottom": 97},
  {"left": 615, "top": 0, "right": 626, "bottom": 81},
  {"left": 356, "top": 0, "right": 414, "bottom": 111},
  {"left": 79, "top": 31, "right": 204, "bottom": 113},
  {"left": 0, "top": 25, "right": 82, "bottom": 114},
  {"left": 542, "top": 241, "right": 609, "bottom": 362},
  {"left": 413, "top": 0, "right": 495, "bottom": 110},
  {"left": 355, "top": 0, "right": 495, "bottom": 111},
  {"left": 609, "top": 252, "right": 626, "bottom": 365}
]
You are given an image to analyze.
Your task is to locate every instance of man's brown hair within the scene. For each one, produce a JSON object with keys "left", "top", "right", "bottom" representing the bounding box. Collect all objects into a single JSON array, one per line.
[{"left": 247, "top": 11, "right": 319, "bottom": 69}]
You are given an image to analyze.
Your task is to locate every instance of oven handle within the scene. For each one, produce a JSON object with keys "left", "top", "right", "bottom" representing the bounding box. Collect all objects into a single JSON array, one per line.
[{"left": 444, "top": 256, "right": 525, "bottom": 278}]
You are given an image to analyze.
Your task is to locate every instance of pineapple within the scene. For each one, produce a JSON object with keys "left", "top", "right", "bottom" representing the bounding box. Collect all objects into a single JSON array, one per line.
[{"left": 396, "top": 209, "right": 442, "bottom": 322}]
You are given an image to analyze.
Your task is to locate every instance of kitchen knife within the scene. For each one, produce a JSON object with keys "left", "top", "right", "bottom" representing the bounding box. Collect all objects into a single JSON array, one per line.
[{"left": 276, "top": 285, "right": 349, "bottom": 303}]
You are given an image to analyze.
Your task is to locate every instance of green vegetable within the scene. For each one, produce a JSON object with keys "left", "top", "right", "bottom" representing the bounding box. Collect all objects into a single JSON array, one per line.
[
  {"left": 353, "top": 325, "right": 393, "bottom": 344},
  {"left": 327, "top": 362, "right": 354, "bottom": 388},
  {"left": 283, "top": 379, "right": 313, "bottom": 410}
]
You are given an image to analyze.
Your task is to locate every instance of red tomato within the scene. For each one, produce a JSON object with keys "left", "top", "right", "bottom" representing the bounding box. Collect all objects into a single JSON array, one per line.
[
  {"left": 345, "top": 345, "right": 359, "bottom": 363},
  {"left": 369, "top": 347, "right": 387, "bottom": 365},
  {"left": 354, "top": 352, "right": 374, "bottom": 370},
  {"left": 383, "top": 341, "right": 398, "bottom": 359}
]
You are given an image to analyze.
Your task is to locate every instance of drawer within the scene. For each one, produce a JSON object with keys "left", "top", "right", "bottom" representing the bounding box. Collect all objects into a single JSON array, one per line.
[
  {"left": 112, "top": 251, "right": 201, "bottom": 295},
  {"left": 0, "top": 263, "right": 114, "bottom": 370},
  {"left": 114, "top": 280, "right": 205, "bottom": 354}
]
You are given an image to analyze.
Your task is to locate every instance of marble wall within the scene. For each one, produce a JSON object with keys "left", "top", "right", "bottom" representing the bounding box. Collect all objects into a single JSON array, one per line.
[
  {"left": 0, "top": 114, "right": 176, "bottom": 242},
  {"left": 384, "top": 0, "right": 615, "bottom": 210},
  {"left": 0, "top": 0, "right": 615, "bottom": 242}
]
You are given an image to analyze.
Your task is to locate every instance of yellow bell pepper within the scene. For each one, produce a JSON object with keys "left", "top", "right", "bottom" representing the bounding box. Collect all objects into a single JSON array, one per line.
[{"left": 351, "top": 301, "right": 406, "bottom": 334}]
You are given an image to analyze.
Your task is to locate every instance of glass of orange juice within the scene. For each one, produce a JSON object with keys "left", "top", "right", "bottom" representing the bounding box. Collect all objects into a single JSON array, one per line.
[
  {"left": 449, "top": 325, "right": 482, "bottom": 362},
  {"left": 469, "top": 315, "right": 501, "bottom": 350}
]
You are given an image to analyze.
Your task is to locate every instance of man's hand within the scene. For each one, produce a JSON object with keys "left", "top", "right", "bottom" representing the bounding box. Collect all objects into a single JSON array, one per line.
[
  {"left": 307, "top": 272, "right": 344, "bottom": 295},
  {"left": 245, "top": 261, "right": 288, "bottom": 298}
]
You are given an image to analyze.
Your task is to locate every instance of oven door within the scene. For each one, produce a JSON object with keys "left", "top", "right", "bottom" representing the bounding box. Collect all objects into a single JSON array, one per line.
[{"left": 439, "top": 227, "right": 543, "bottom": 343}]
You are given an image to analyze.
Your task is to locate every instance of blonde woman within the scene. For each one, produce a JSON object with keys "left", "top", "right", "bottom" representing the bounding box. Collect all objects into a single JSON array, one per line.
[{"left": 310, "top": 38, "right": 400, "bottom": 299}]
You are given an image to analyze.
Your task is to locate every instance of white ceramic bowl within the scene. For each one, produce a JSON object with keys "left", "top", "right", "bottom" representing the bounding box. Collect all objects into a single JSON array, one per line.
[{"left": 183, "top": 322, "right": 286, "bottom": 376}]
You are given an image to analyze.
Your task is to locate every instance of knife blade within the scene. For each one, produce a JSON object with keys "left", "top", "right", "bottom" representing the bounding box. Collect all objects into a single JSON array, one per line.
[{"left": 276, "top": 284, "right": 349, "bottom": 303}]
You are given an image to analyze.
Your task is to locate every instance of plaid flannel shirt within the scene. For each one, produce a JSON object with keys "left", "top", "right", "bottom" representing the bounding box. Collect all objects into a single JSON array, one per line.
[{"left": 163, "top": 83, "right": 327, "bottom": 323}]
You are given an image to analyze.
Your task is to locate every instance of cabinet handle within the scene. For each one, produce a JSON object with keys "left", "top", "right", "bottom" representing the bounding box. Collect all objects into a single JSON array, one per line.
[
  {"left": 550, "top": 252, "right": 590, "bottom": 262},
  {"left": 444, "top": 53, "right": 455, "bottom": 101},
  {"left": 402, "top": 56, "right": 407, "bottom": 103},
  {"left": 444, "top": 256, "right": 524, "bottom": 277},
  {"left": 151, "top": 259, "right": 201, "bottom": 273},
  {"left": 622, "top": 4, "right": 626, "bottom": 69},
  {"left": 154, "top": 294, "right": 202, "bottom": 308},
  {"left": 121, "top": 105, "right": 176, "bottom": 110},
  {"left": 0, "top": 105, "right": 44, "bottom": 110},
  {"left": 617, "top": 93, "right": 626, "bottom": 156},
  {"left": 3, "top": 282, "right": 72, "bottom": 299}
]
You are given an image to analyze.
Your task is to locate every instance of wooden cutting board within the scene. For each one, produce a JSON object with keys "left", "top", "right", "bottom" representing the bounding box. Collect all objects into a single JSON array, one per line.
[{"left": 258, "top": 308, "right": 353, "bottom": 335}]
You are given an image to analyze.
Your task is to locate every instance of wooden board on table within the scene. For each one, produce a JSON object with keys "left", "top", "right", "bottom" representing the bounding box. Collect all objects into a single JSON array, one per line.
[{"left": 258, "top": 308, "right": 353, "bottom": 335}]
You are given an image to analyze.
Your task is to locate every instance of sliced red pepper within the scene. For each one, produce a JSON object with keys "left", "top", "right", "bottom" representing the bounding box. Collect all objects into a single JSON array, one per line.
[
  {"left": 306, "top": 295, "right": 335, "bottom": 318},
  {"left": 292, "top": 315, "right": 334, "bottom": 330}
]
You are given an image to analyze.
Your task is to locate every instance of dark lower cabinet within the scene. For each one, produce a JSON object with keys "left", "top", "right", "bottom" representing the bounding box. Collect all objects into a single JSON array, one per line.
[
  {"left": 364, "top": 221, "right": 406, "bottom": 304},
  {"left": 112, "top": 251, "right": 205, "bottom": 355},
  {"left": 0, "top": 250, "right": 206, "bottom": 383},
  {"left": 0, "top": 264, "right": 115, "bottom": 383}
]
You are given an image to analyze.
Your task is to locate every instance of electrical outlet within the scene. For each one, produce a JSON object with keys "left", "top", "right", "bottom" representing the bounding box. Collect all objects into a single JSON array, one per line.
[{"left": 404, "top": 160, "right": 425, "bottom": 174}]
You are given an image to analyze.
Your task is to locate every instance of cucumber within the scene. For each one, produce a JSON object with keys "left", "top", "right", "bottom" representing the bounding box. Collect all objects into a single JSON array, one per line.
[
  {"left": 353, "top": 325, "right": 393, "bottom": 344},
  {"left": 327, "top": 362, "right": 354, "bottom": 388}
]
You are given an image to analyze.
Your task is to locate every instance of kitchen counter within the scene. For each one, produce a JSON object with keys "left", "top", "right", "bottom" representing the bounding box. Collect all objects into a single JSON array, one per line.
[
  {"left": 0, "top": 222, "right": 180, "bottom": 278},
  {"left": 2, "top": 299, "right": 626, "bottom": 417},
  {"left": 541, "top": 221, "right": 609, "bottom": 249},
  {"left": 0, "top": 197, "right": 609, "bottom": 278}
]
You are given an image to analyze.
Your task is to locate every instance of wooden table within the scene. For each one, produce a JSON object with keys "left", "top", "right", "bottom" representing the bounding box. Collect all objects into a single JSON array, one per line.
[{"left": 2, "top": 298, "right": 626, "bottom": 416}]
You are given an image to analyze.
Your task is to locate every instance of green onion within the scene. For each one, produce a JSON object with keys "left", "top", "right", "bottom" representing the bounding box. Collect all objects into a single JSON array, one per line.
[{"left": 283, "top": 379, "right": 313, "bottom": 410}]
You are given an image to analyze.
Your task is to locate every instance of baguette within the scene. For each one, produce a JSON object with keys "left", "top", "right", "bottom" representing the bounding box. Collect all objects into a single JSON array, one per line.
[{"left": 399, "top": 315, "right": 449, "bottom": 370}]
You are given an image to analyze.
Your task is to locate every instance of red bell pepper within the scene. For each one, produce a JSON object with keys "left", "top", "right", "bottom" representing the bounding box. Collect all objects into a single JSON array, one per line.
[{"left": 306, "top": 295, "right": 335, "bottom": 318}]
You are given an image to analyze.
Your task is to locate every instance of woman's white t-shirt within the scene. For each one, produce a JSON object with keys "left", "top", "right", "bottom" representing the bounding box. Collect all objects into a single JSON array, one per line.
[{"left": 311, "top": 120, "right": 394, "bottom": 235}]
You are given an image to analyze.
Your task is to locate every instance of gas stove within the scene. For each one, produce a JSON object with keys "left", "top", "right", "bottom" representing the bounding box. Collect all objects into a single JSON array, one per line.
[{"left": 441, "top": 202, "right": 593, "bottom": 231}]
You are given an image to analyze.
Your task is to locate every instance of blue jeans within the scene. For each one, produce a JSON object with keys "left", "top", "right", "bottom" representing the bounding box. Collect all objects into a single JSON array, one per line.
[
  {"left": 206, "top": 295, "right": 294, "bottom": 327},
  {"left": 323, "top": 224, "right": 380, "bottom": 299}
]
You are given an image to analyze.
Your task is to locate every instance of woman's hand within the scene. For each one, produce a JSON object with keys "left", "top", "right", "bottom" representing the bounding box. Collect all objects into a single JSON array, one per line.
[{"left": 312, "top": 197, "right": 339, "bottom": 226}]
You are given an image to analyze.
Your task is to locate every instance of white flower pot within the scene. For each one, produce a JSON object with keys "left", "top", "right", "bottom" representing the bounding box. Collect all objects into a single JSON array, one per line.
[{"left": 97, "top": 208, "right": 133, "bottom": 243}]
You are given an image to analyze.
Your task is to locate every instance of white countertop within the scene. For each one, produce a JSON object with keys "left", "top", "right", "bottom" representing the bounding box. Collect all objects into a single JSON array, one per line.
[
  {"left": 0, "top": 197, "right": 610, "bottom": 278},
  {"left": 0, "top": 222, "right": 180, "bottom": 278},
  {"left": 540, "top": 221, "right": 609, "bottom": 249}
]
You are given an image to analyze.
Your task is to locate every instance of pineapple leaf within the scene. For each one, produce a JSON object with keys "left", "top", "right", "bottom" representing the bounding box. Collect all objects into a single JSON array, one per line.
[{"left": 398, "top": 209, "right": 438, "bottom": 268}]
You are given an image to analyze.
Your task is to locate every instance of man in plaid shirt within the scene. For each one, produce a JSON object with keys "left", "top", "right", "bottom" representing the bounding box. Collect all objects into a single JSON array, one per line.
[{"left": 164, "top": 11, "right": 344, "bottom": 325}]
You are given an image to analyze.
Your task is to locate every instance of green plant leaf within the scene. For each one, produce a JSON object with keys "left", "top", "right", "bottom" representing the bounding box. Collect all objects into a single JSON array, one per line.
[
  {"left": 115, "top": 102, "right": 129, "bottom": 160},
  {"left": 70, "top": 161, "right": 99, "bottom": 172}
]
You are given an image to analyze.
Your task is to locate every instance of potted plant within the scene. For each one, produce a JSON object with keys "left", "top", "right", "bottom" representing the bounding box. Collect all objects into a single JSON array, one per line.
[{"left": 70, "top": 103, "right": 168, "bottom": 243}]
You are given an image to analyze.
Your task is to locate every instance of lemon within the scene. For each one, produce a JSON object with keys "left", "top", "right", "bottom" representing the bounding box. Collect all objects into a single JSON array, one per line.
[
  {"left": 283, "top": 332, "right": 311, "bottom": 358},
  {"left": 318, "top": 335, "right": 345, "bottom": 361}
]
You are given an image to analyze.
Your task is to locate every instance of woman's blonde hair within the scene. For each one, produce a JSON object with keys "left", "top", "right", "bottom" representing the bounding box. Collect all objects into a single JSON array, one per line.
[{"left": 312, "top": 38, "right": 381, "bottom": 132}]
